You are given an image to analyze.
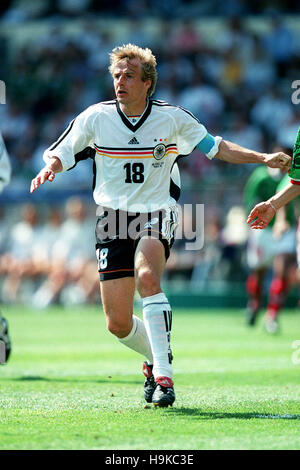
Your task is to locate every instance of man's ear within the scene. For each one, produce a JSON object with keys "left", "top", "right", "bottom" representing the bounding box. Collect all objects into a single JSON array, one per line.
[{"left": 145, "top": 79, "right": 152, "bottom": 94}]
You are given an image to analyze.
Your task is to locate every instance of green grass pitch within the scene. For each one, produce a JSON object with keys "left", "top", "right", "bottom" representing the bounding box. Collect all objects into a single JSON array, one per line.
[{"left": 0, "top": 305, "right": 300, "bottom": 450}]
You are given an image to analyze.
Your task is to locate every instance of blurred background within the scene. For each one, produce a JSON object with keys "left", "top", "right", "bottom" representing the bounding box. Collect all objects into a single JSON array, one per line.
[{"left": 0, "top": 0, "right": 299, "bottom": 310}]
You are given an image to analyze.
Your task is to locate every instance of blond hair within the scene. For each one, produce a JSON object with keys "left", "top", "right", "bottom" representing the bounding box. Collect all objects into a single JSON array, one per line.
[{"left": 109, "top": 44, "right": 157, "bottom": 97}]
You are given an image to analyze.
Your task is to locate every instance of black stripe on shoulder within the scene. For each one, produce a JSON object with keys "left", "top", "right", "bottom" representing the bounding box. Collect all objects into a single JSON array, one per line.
[
  {"left": 49, "top": 119, "right": 75, "bottom": 151},
  {"left": 152, "top": 99, "right": 169, "bottom": 104},
  {"left": 100, "top": 100, "right": 117, "bottom": 106},
  {"left": 151, "top": 100, "right": 172, "bottom": 107},
  {"left": 152, "top": 100, "right": 200, "bottom": 124},
  {"left": 177, "top": 105, "right": 200, "bottom": 124}
]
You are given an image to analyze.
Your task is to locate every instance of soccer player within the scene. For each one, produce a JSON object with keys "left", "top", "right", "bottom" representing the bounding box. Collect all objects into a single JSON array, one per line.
[
  {"left": 30, "top": 44, "right": 291, "bottom": 407},
  {"left": 248, "top": 127, "right": 300, "bottom": 319},
  {"left": 243, "top": 164, "right": 296, "bottom": 332},
  {"left": 0, "top": 131, "right": 12, "bottom": 364}
]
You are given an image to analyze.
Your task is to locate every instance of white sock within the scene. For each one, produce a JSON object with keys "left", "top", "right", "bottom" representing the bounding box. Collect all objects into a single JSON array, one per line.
[
  {"left": 118, "top": 315, "right": 153, "bottom": 364},
  {"left": 142, "top": 292, "right": 173, "bottom": 380}
]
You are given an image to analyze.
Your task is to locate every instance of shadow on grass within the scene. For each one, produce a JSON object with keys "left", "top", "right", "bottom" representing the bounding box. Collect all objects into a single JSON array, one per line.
[
  {"left": 168, "top": 407, "right": 300, "bottom": 420},
  {"left": 2, "top": 375, "right": 141, "bottom": 385}
]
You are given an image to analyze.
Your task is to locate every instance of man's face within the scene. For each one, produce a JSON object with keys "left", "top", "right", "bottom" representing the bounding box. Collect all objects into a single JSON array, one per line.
[{"left": 112, "top": 58, "right": 151, "bottom": 108}]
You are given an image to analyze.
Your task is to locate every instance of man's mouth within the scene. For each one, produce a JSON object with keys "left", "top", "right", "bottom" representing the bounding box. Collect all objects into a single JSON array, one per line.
[{"left": 117, "top": 90, "right": 127, "bottom": 96}]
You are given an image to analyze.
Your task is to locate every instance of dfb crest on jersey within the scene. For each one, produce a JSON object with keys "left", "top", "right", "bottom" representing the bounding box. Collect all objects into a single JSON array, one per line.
[{"left": 153, "top": 143, "right": 166, "bottom": 160}]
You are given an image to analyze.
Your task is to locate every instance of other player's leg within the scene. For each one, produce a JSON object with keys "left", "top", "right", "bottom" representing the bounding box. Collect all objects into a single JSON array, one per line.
[
  {"left": 246, "top": 268, "right": 265, "bottom": 326},
  {"left": 265, "top": 253, "right": 296, "bottom": 334},
  {"left": 246, "top": 228, "right": 273, "bottom": 326}
]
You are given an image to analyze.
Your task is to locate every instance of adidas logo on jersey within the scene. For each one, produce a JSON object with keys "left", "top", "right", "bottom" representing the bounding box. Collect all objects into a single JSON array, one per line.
[{"left": 128, "top": 137, "right": 139, "bottom": 144}]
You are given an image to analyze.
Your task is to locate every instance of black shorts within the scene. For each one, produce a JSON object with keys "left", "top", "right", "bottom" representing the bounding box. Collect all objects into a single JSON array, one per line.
[{"left": 95, "top": 206, "right": 178, "bottom": 281}]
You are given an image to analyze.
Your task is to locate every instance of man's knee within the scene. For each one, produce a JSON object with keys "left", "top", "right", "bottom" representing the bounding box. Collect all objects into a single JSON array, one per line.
[
  {"left": 105, "top": 312, "right": 132, "bottom": 338},
  {"left": 135, "top": 267, "right": 160, "bottom": 297}
]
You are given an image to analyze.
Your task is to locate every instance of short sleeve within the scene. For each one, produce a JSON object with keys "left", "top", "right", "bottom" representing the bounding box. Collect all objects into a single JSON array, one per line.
[
  {"left": 173, "top": 107, "right": 208, "bottom": 156},
  {"left": 43, "top": 106, "right": 97, "bottom": 172}
]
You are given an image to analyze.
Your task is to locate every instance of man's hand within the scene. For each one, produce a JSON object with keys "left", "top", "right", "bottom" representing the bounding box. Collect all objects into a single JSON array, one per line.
[
  {"left": 247, "top": 201, "right": 276, "bottom": 229},
  {"left": 263, "top": 152, "right": 291, "bottom": 169},
  {"left": 30, "top": 156, "right": 62, "bottom": 194},
  {"left": 30, "top": 167, "right": 56, "bottom": 193}
]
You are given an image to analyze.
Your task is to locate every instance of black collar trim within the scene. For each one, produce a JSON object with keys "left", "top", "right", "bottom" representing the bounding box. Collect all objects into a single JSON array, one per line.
[{"left": 116, "top": 99, "right": 152, "bottom": 132}]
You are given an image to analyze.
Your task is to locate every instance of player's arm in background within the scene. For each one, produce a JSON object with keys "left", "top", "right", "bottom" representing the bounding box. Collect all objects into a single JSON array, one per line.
[
  {"left": 0, "top": 132, "right": 11, "bottom": 193},
  {"left": 30, "top": 108, "right": 95, "bottom": 194},
  {"left": 247, "top": 126, "right": 300, "bottom": 229},
  {"left": 272, "top": 173, "right": 293, "bottom": 239},
  {"left": 247, "top": 182, "right": 300, "bottom": 229}
]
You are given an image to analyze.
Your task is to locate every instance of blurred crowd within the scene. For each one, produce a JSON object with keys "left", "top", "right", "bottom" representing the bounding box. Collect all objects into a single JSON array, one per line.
[
  {"left": 0, "top": 3, "right": 300, "bottom": 305},
  {"left": 0, "top": 198, "right": 100, "bottom": 307},
  {"left": 0, "top": 0, "right": 299, "bottom": 22}
]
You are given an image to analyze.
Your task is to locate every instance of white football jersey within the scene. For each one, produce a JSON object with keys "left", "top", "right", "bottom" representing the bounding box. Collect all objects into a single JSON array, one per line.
[{"left": 43, "top": 99, "right": 213, "bottom": 211}]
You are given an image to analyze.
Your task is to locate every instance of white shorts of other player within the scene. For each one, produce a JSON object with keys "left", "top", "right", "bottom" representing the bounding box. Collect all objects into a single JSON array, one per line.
[{"left": 247, "top": 227, "right": 297, "bottom": 270}]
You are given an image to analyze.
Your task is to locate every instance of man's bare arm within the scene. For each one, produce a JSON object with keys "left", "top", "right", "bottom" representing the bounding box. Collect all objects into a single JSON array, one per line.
[
  {"left": 215, "top": 140, "right": 291, "bottom": 169},
  {"left": 247, "top": 182, "right": 300, "bottom": 229},
  {"left": 30, "top": 156, "right": 63, "bottom": 194},
  {"left": 270, "top": 182, "right": 300, "bottom": 209}
]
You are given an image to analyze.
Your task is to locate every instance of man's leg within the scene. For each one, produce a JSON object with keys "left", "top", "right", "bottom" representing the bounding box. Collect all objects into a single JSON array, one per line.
[
  {"left": 100, "top": 276, "right": 155, "bottom": 403},
  {"left": 135, "top": 237, "right": 175, "bottom": 407},
  {"left": 100, "top": 277, "right": 153, "bottom": 363},
  {"left": 246, "top": 268, "right": 265, "bottom": 326},
  {"left": 246, "top": 228, "right": 273, "bottom": 326},
  {"left": 265, "top": 254, "right": 292, "bottom": 334}
]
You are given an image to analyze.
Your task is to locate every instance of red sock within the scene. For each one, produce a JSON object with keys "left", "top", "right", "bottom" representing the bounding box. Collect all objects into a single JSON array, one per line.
[
  {"left": 267, "top": 277, "right": 287, "bottom": 319},
  {"left": 246, "top": 274, "right": 261, "bottom": 311}
]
